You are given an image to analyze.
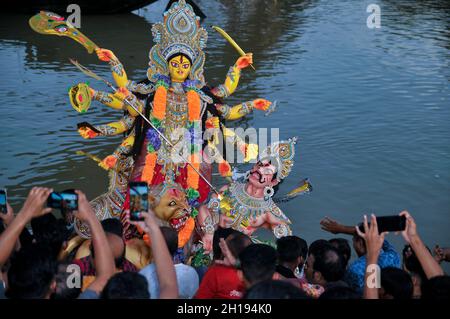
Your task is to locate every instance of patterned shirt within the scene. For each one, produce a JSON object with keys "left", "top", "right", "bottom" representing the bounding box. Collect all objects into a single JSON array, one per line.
[{"left": 344, "top": 240, "right": 401, "bottom": 291}]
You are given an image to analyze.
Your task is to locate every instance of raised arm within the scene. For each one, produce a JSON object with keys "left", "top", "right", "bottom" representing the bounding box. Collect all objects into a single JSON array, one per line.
[
  {"left": 77, "top": 113, "right": 135, "bottom": 139},
  {"left": 400, "top": 211, "right": 444, "bottom": 279},
  {"left": 0, "top": 187, "right": 52, "bottom": 267},
  {"left": 356, "top": 214, "right": 387, "bottom": 299},
  {"left": 320, "top": 216, "right": 357, "bottom": 235},
  {"left": 129, "top": 210, "right": 178, "bottom": 298},
  {"left": 215, "top": 99, "right": 272, "bottom": 121},
  {"left": 75, "top": 190, "right": 115, "bottom": 294},
  {"left": 96, "top": 48, "right": 128, "bottom": 88},
  {"left": 210, "top": 53, "right": 253, "bottom": 98}
]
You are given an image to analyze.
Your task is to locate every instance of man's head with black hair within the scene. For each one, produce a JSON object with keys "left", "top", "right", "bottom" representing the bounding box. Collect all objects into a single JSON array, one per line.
[
  {"left": 225, "top": 231, "right": 252, "bottom": 259},
  {"left": 51, "top": 262, "right": 82, "bottom": 299},
  {"left": 329, "top": 238, "right": 351, "bottom": 267},
  {"left": 6, "top": 245, "right": 57, "bottom": 299},
  {"left": 31, "top": 214, "right": 70, "bottom": 258},
  {"left": 239, "top": 244, "right": 277, "bottom": 288},
  {"left": 380, "top": 267, "right": 413, "bottom": 299},
  {"left": 276, "top": 236, "right": 308, "bottom": 268},
  {"left": 160, "top": 226, "right": 178, "bottom": 257},
  {"left": 305, "top": 244, "right": 345, "bottom": 286},
  {"left": 101, "top": 272, "right": 150, "bottom": 299},
  {"left": 244, "top": 280, "right": 308, "bottom": 299}
]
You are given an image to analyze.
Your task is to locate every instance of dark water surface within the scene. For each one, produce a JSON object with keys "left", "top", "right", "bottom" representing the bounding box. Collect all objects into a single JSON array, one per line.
[{"left": 0, "top": 0, "right": 449, "bottom": 266}]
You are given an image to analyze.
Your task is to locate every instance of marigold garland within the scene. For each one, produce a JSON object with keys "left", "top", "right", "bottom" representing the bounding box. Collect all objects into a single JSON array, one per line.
[
  {"left": 186, "top": 89, "right": 201, "bottom": 122},
  {"left": 142, "top": 217, "right": 195, "bottom": 248},
  {"left": 141, "top": 153, "right": 157, "bottom": 183},
  {"left": 178, "top": 217, "right": 195, "bottom": 248},
  {"left": 152, "top": 85, "right": 167, "bottom": 120},
  {"left": 187, "top": 153, "right": 200, "bottom": 189}
]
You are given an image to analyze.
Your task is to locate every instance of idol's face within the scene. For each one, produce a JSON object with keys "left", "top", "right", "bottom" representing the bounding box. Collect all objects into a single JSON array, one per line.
[
  {"left": 248, "top": 159, "right": 278, "bottom": 188},
  {"left": 168, "top": 55, "right": 191, "bottom": 82}
]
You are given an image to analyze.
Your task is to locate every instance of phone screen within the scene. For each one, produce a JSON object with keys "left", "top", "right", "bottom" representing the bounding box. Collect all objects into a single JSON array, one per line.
[
  {"left": 0, "top": 189, "right": 7, "bottom": 214},
  {"left": 358, "top": 215, "right": 406, "bottom": 233},
  {"left": 129, "top": 182, "right": 148, "bottom": 221}
]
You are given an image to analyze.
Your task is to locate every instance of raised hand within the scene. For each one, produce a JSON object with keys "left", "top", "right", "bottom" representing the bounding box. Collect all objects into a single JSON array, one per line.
[
  {"left": 98, "top": 155, "right": 117, "bottom": 170},
  {"left": 95, "top": 48, "right": 117, "bottom": 62},
  {"left": 18, "top": 187, "right": 53, "bottom": 220},
  {"left": 252, "top": 98, "right": 272, "bottom": 111},
  {"left": 399, "top": 210, "right": 417, "bottom": 244},
  {"left": 355, "top": 214, "right": 387, "bottom": 259},
  {"left": 78, "top": 126, "right": 99, "bottom": 139},
  {"left": 0, "top": 203, "right": 14, "bottom": 226},
  {"left": 126, "top": 209, "right": 159, "bottom": 234},
  {"left": 236, "top": 53, "right": 253, "bottom": 69},
  {"left": 73, "top": 190, "right": 95, "bottom": 223},
  {"left": 205, "top": 116, "right": 220, "bottom": 129},
  {"left": 114, "top": 87, "right": 132, "bottom": 100},
  {"left": 320, "top": 217, "right": 342, "bottom": 234},
  {"left": 215, "top": 238, "right": 237, "bottom": 267}
]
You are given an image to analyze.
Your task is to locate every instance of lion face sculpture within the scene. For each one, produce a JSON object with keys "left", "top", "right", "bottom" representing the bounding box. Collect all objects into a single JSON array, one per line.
[{"left": 149, "top": 184, "right": 191, "bottom": 231}]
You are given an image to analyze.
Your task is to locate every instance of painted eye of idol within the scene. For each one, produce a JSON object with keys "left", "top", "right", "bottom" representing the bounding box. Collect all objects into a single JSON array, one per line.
[
  {"left": 182, "top": 64, "right": 190, "bottom": 69},
  {"left": 171, "top": 61, "right": 179, "bottom": 68}
]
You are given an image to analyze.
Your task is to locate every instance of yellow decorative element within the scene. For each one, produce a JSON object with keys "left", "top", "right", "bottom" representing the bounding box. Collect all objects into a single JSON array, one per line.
[
  {"left": 29, "top": 11, "right": 98, "bottom": 54},
  {"left": 58, "top": 235, "right": 85, "bottom": 261},
  {"left": 223, "top": 65, "right": 241, "bottom": 97},
  {"left": 69, "top": 83, "right": 91, "bottom": 113},
  {"left": 244, "top": 143, "right": 259, "bottom": 162},
  {"left": 125, "top": 238, "right": 152, "bottom": 270},
  {"left": 168, "top": 55, "right": 191, "bottom": 83},
  {"left": 211, "top": 25, "right": 255, "bottom": 70}
]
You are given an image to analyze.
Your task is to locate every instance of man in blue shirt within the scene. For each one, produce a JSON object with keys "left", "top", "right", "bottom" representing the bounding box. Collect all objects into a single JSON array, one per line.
[{"left": 320, "top": 216, "right": 401, "bottom": 292}]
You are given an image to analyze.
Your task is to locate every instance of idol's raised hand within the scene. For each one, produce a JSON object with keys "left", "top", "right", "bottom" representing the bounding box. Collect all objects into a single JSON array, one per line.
[
  {"left": 95, "top": 48, "right": 117, "bottom": 63},
  {"left": 236, "top": 53, "right": 253, "bottom": 69}
]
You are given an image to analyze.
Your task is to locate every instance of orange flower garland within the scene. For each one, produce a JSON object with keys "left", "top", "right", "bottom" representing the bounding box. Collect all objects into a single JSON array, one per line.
[
  {"left": 141, "top": 153, "right": 157, "bottom": 183},
  {"left": 142, "top": 217, "right": 195, "bottom": 249},
  {"left": 186, "top": 89, "right": 201, "bottom": 121},
  {"left": 187, "top": 153, "right": 200, "bottom": 189},
  {"left": 152, "top": 85, "right": 167, "bottom": 120}
]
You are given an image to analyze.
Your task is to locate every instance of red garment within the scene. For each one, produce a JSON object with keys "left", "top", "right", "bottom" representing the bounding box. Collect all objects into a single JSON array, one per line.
[{"left": 195, "top": 264, "right": 245, "bottom": 299}]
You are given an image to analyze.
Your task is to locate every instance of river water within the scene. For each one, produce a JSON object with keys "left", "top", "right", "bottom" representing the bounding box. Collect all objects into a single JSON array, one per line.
[{"left": 0, "top": 0, "right": 449, "bottom": 266}]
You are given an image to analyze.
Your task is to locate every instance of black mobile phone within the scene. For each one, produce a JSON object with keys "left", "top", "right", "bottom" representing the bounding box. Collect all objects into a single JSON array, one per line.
[
  {"left": 47, "top": 189, "right": 78, "bottom": 212},
  {"left": 0, "top": 189, "right": 7, "bottom": 215},
  {"left": 358, "top": 215, "right": 406, "bottom": 234},
  {"left": 129, "top": 182, "right": 148, "bottom": 221}
]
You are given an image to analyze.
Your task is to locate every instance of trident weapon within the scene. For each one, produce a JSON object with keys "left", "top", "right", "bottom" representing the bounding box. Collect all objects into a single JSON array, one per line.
[{"left": 69, "top": 59, "right": 219, "bottom": 195}]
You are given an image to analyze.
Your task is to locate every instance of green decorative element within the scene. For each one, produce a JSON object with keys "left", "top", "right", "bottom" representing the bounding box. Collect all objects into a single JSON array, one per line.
[
  {"left": 150, "top": 117, "right": 161, "bottom": 128},
  {"left": 191, "top": 247, "right": 212, "bottom": 268},
  {"left": 186, "top": 187, "right": 200, "bottom": 201},
  {"left": 147, "top": 144, "right": 155, "bottom": 153},
  {"left": 191, "top": 208, "right": 199, "bottom": 218}
]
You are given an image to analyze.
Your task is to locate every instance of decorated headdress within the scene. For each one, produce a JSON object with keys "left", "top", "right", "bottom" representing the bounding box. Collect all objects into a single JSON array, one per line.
[
  {"left": 147, "top": 0, "right": 207, "bottom": 87},
  {"left": 259, "top": 137, "right": 298, "bottom": 181}
]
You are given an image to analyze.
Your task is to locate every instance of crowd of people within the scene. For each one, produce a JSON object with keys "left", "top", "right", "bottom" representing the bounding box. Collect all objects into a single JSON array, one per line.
[{"left": 0, "top": 186, "right": 449, "bottom": 299}]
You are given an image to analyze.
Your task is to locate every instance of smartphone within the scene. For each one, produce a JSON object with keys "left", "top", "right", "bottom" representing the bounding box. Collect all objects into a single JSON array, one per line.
[
  {"left": 47, "top": 190, "right": 78, "bottom": 211},
  {"left": 0, "top": 189, "right": 7, "bottom": 215},
  {"left": 358, "top": 215, "right": 406, "bottom": 233},
  {"left": 129, "top": 182, "right": 148, "bottom": 221}
]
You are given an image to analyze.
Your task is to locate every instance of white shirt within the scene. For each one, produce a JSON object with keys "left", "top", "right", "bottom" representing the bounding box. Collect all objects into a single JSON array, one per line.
[{"left": 140, "top": 263, "right": 199, "bottom": 299}]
